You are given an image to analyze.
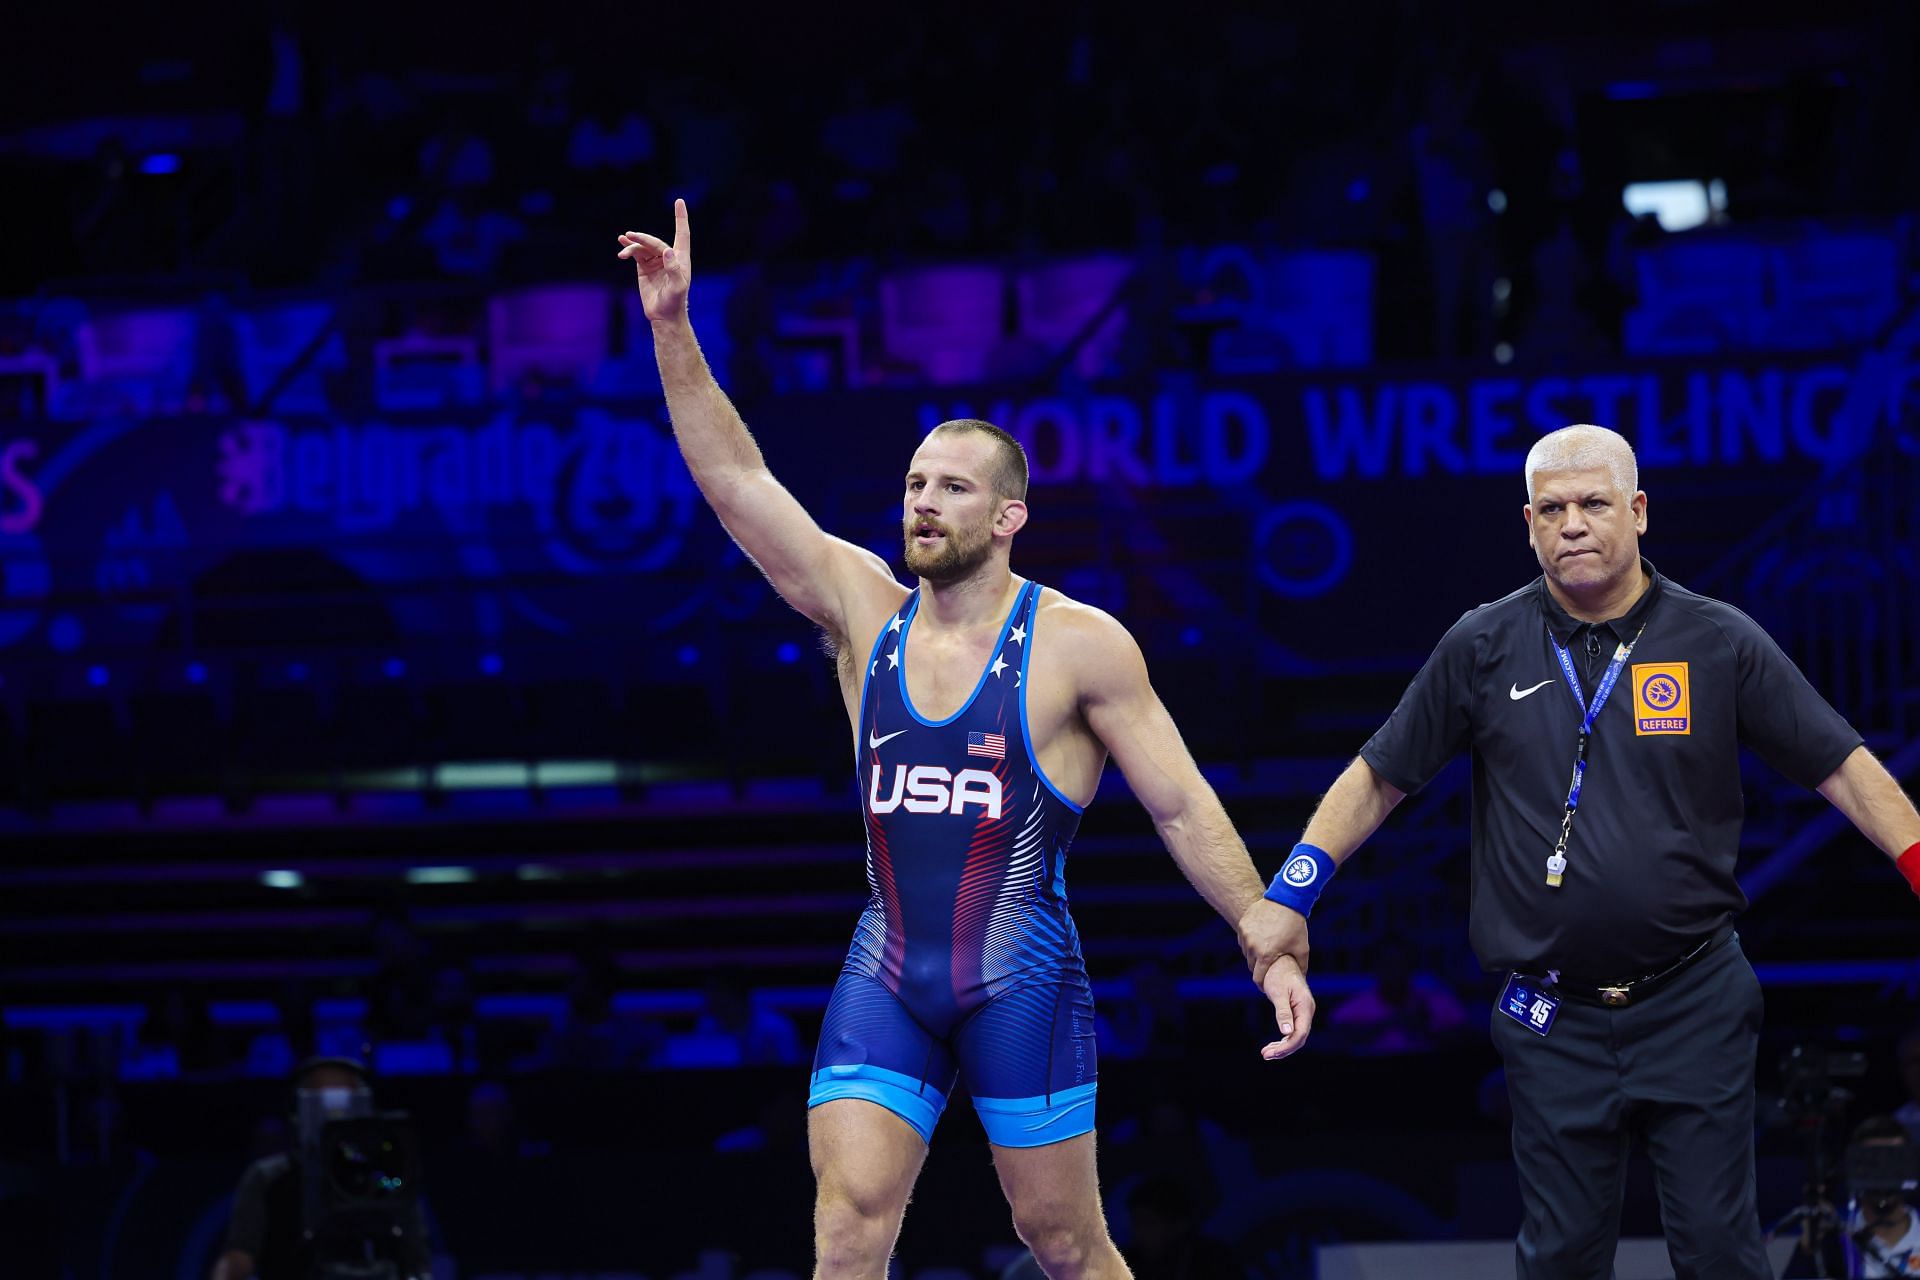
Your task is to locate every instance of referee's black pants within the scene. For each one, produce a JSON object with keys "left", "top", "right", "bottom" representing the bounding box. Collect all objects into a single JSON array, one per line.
[{"left": 1490, "top": 933, "right": 1771, "bottom": 1280}]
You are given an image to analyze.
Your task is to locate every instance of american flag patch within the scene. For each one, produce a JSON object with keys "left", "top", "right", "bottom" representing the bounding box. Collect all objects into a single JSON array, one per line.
[{"left": 967, "top": 732, "right": 1006, "bottom": 760}]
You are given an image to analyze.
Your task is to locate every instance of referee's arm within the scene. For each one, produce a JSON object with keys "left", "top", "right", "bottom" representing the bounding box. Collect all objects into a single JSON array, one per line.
[
  {"left": 1312, "top": 607, "right": 1478, "bottom": 862},
  {"left": 1815, "top": 745, "right": 1920, "bottom": 895},
  {"left": 1300, "top": 757, "right": 1407, "bottom": 862},
  {"left": 1235, "top": 758, "right": 1406, "bottom": 988}
]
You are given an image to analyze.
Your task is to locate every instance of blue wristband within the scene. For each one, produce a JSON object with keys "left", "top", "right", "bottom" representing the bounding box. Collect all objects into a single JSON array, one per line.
[{"left": 1264, "top": 842, "right": 1338, "bottom": 916}]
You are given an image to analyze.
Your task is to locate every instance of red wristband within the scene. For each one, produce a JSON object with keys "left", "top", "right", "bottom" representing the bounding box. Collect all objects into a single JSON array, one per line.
[{"left": 1899, "top": 841, "right": 1920, "bottom": 896}]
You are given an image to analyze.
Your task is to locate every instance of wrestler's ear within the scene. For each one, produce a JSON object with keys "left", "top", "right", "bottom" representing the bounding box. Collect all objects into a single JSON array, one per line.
[{"left": 995, "top": 499, "right": 1028, "bottom": 537}]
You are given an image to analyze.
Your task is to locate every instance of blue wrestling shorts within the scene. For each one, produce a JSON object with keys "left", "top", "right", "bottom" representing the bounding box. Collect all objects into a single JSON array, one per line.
[{"left": 808, "top": 970, "right": 1099, "bottom": 1148}]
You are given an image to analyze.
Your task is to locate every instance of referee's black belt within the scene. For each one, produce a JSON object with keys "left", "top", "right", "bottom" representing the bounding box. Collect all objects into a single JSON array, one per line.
[{"left": 1545, "top": 924, "right": 1734, "bottom": 1009}]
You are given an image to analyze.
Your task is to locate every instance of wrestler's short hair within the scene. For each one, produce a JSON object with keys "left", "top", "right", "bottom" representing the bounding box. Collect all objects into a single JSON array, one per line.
[
  {"left": 1525, "top": 424, "right": 1638, "bottom": 501},
  {"left": 928, "top": 418, "right": 1029, "bottom": 503}
]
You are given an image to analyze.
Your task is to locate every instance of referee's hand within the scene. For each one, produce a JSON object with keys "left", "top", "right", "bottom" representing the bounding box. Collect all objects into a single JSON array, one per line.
[{"left": 1259, "top": 954, "right": 1316, "bottom": 1061}]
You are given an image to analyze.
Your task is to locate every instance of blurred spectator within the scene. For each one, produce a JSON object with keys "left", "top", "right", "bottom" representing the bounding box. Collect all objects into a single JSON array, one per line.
[
  {"left": 912, "top": 164, "right": 979, "bottom": 250},
  {"left": 1095, "top": 960, "right": 1189, "bottom": 1062},
  {"left": 543, "top": 969, "right": 659, "bottom": 1071},
  {"left": 418, "top": 116, "right": 495, "bottom": 191},
  {"left": 429, "top": 964, "right": 477, "bottom": 1070},
  {"left": 462, "top": 1079, "right": 540, "bottom": 1159},
  {"left": 187, "top": 296, "right": 243, "bottom": 413},
  {"left": 1105, "top": 1093, "right": 1251, "bottom": 1217},
  {"left": 656, "top": 978, "right": 803, "bottom": 1069},
  {"left": 655, "top": 80, "right": 746, "bottom": 207},
  {"left": 1124, "top": 1173, "right": 1245, "bottom": 1279},
  {"left": 122, "top": 1008, "right": 182, "bottom": 1082},
  {"left": 143, "top": 988, "right": 221, "bottom": 1075},
  {"left": 1327, "top": 939, "right": 1470, "bottom": 1055},
  {"left": 276, "top": 981, "right": 317, "bottom": 1060},
  {"left": 1601, "top": 208, "right": 1665, "bottom": 348},
  {"left": 1783, "top": 1114, "right": 1920, "bottom": 1278},
  {"left": 713, "top": 1092, "right": 808, "bottom": 1158},
  {"left": 1408, "top": 77, "right": 1497, "bottom": 359},
  {"left": 568, "top": 112, "right": 657, "bottom": 172},
  {"left": 72, "top": 139, "right": 140, "bottom": 276},
  {"left": 524, "top": 41, "right": 574, "bottom": 132},
  {"left": 369, "top": 906, "right": 435, "bottom": 1042},
  {"left": 418, "top": 193, "right": 525, "bottom": 280},
  {"left": 749, "top": 179, "right": 812, "bottom": 260},
  {"left": 252, "top": 18, "right": 318, "bottom": 283},
  {"left": 264, "top": 22, "right": 304, "bottom": 120},
  {"left": 245, "top": 1112, "right": 291, "bottom": 1164},
  {"left": 437, "top": 1079, "right": 548, "bottom": 1266},
  {"left": 74, "top": 1079, "right": 127, "bottom": 1167},
  {"left": 717, "top": 261, "right": 778, "bottom": 403},
  {"left": 211, "top": 1058, "right": 430, "bottom": 1280},
  {"left": 820, "top": 83, "right": 917, "bottom": 194},
  {"left": 1843, "top": 1116, "right": 1920, "bottom": 1277},
  {"left": 1518, "top": 215, "right": 1608, "bottom": 361},
  {"left": 1896, "top": 1026, "right": 1920, "bottom": 1150},
  {"left": 1476, "top": 1065, "right": 1513, "bottom": 1129}
]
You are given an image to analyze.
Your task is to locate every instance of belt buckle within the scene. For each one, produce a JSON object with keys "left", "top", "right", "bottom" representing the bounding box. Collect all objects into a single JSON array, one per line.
[{"left": 1599, "top": 985, "right": 1631, "bottom": 1008}]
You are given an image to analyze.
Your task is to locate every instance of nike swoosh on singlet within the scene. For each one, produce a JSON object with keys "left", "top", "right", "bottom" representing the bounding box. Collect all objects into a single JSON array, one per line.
[
  {"left": 868, "top": 728, "right": 908, "bottom": 749},
  {"left": 1509, "top": 679, "right": 1555, "bottom": 701}
]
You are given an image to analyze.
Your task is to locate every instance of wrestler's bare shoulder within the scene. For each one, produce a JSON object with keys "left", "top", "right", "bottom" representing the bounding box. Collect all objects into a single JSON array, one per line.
[{"left": 1031, "top": 589, "right": 1143, "bottom": 683}]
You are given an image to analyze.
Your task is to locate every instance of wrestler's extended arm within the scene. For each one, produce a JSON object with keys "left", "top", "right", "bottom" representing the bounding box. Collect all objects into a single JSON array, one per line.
[
  {"left": 618, "top": 201, "right": 900, "bottom": 635},
  {"left": 1072, "top": 605, "right": 1315, "bottom": 1060}
]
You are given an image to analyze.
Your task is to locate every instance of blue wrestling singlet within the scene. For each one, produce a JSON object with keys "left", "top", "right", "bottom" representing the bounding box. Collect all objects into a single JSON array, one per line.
[{"left": 808, "top": 579, "right": 1099, "bottom": 1147}]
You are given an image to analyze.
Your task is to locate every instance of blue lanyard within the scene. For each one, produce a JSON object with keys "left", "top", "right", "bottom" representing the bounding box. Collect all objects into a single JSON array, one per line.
[{"left": 1543, "top": 621, "right": 1648, "bottom": 887}]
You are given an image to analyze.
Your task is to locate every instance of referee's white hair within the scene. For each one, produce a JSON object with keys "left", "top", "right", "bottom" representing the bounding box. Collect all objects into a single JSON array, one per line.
[{"left": 1524, "top": 424, "right": 1639, "bottom": 501}]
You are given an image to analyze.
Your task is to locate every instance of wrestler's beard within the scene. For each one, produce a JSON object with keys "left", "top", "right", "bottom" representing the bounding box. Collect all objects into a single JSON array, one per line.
[{"left": 903, "top": 517, "right": 993, "bottom": 584}]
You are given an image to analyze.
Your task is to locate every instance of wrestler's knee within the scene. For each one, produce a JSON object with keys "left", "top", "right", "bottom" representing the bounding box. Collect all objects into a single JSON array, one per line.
[
  {"left": 1012, "top": 1204, "right": 1109, "bottom": 1273},
  {"left": 814, "top": 1177, "right": 904, "bottom": 1269}
]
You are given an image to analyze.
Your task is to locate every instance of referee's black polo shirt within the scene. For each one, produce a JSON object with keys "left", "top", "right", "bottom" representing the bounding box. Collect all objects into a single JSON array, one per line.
[{"left": 1360, "top": 561, "right": 1862, "bottom": 978}]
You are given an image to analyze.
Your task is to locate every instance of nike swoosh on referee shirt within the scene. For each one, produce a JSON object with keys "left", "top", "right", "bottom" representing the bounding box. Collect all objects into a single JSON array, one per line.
[
  {"left": 868, "top": 728, "right": 908, "bottom": 749},
  {"left": 1509, "top": 680, "right": 1555, "bottom": 701}
]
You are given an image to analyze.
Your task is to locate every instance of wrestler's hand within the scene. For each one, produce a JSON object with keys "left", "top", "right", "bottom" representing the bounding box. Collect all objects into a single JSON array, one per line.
[
  {"left": 617, "top": 198, "right": 692, "bottom": 324},
  {"left": 1236, "top": 897, "right": 1309, "bottom": 986},
  {"left": 1259, "top": 953, "right": 1315, "bottom": 1061}
]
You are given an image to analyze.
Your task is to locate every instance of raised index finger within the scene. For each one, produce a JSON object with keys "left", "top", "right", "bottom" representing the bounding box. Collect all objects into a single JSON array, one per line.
[{"left": 672, "top": 198, "right": 690, "bottom": 255}]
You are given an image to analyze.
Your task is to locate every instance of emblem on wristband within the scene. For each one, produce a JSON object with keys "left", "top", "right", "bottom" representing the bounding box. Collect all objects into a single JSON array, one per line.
[
  {"left": 1281, "top": 853, "right": 1320, "bottom": 888},
  {"left": 1267, "top": 844, "right": 1336, "bottom": 916}
]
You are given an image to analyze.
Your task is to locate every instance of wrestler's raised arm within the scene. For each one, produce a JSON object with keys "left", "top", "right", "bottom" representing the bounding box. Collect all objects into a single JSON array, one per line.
[{"left": 618, "top": 201, "right": 902, "bottom": 638}]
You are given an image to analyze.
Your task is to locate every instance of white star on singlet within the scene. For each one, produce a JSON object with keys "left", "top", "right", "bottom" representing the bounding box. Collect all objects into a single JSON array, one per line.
[
  {"left": 888, "top": 614, "right": 904, "bottom": 634},
  {"left": 887, "top": 648, "right": 900, "bottom": 669},
  {"left": 990, "top": 653, "right": 1008, "bottom": 678},
  {"left": 1008, "top": 624, "right": 1026, "bottom": 645}
]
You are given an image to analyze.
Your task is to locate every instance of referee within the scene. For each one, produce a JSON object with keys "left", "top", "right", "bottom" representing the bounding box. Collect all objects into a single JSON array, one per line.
[{"left": 1245, "top": 424, "right": 1920, "bottom": 1279}]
